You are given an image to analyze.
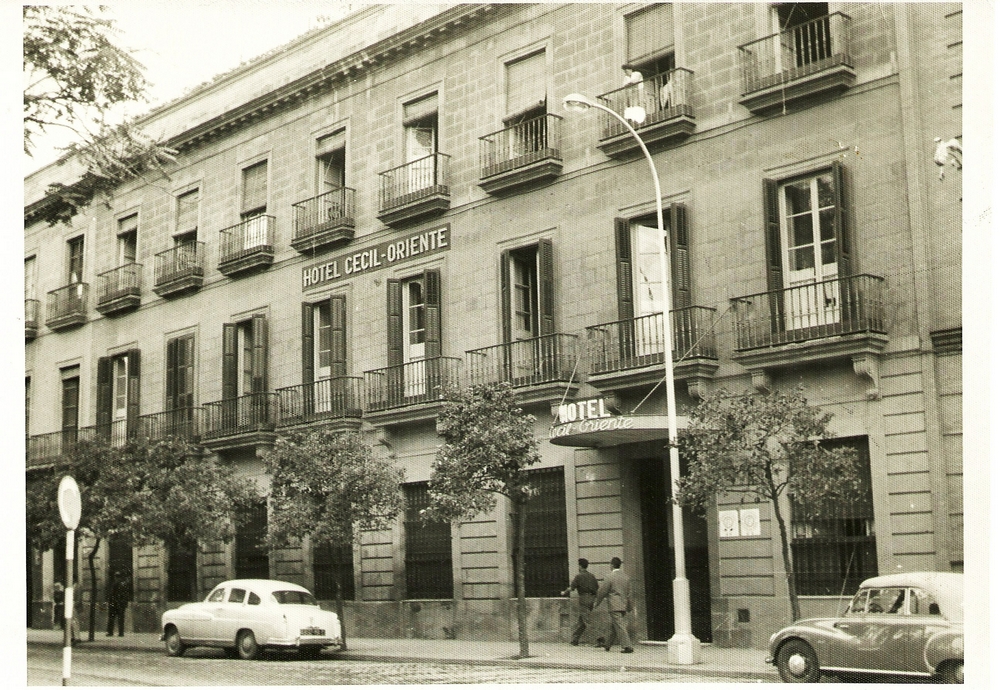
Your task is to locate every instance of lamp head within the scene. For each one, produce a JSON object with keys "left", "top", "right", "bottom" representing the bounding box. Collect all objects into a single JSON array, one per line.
[{"left": 562, "top": 93, "right": 594, "bottom": 113}]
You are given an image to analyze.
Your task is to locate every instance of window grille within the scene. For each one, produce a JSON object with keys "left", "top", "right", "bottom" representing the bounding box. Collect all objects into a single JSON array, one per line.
[
  {"left": 235, "top": 501, "right": 269, "bottom": 580},
  {"left": 404, "top": 483, "right": 453, "bottom": 599},
  {"left": 313, "top": 541, "right": 354, "bottom": 601},
  {"left": 790, "top": 436, "right": 876, "bottom": 595},
  {"left": 521, "top": 467, "right": 568, "bottom": 597}
]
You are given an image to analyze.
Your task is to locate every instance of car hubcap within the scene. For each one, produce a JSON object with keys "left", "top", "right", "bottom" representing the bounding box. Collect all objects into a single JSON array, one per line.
[{"left": 788, "top": 653, "right": 808, "bottom": 676}]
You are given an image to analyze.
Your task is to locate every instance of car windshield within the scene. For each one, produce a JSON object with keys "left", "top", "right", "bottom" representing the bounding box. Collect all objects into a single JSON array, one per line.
[{"left": 272, "top": 590, "right": 318, "bottom": 605}]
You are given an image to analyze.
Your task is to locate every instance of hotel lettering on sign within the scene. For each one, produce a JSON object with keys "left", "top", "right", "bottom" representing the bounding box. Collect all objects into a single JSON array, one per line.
[
  {"left": 550, "top": 397, "right": 636, "bottom": 439},
  {"left": 302, "top": 225, "right": 450, "bottom": 289}
]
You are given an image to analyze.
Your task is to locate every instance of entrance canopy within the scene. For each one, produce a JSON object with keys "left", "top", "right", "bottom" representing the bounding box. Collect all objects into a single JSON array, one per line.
[{"left": 548, "top": 413, "right": 689, "bottom": 448}]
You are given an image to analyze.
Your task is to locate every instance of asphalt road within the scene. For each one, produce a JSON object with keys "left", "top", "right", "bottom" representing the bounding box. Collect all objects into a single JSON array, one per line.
[{"left": 27, "top": 645, "right": 759, "bottom": 685}]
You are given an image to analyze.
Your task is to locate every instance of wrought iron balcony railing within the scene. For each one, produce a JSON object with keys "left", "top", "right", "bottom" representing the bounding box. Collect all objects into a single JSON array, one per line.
[
  {"left": 466, "top": 334, "right": 578, "bottom": 388},
  {"left": 96, "top": 263, "right": 142, "bottom": 310},
  {"left": 586, "top": 307, "right": 718, "bottom": 375},
  {"left": 46, "top": 283, "right": 88, "bottom": 329},
  {"left": 732, "top": 274, "right": 885, "bottom": 350},
  {"left": 277, "top": 377, "right": 363, "bottom": 425},
  {"left": 219, "top": 215, "right": 275, "bottom": 265},
  {"left": 154, "top": 242, "right": 204, "bottom": 290},
  {"left": 25, "top": 298, "right": 40, "bottom": 338},
  {"left": 137, "top": 407, "right": 203, "bottom": 441},
  {"left": 292, "top": 188, "right": 356, "bottom": 244},
  {"left": 203, "top": 392, "right": 279, "bottom": 439},
  {"left": 479, "top": 113, "right": 562, "bottom": 179},
  {"left": 364, "top": 356, "right": 461, "bottom": 412},
  {"left": 738, "top": 12, "right": 853, "bottom": 94},
  {"left": 379, "top": 153, "right": 450, "bottom": 211},
  {"left": 597, "top": 68, "right": 693, "bottom": 138},
  {"left": 27, "top": 429, "right": 81, "bottom": 468}
]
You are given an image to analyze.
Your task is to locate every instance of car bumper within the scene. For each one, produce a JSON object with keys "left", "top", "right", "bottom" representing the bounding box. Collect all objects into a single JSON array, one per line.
[{"left": 269, "top": 635, "right": 343, "bottom": 650}]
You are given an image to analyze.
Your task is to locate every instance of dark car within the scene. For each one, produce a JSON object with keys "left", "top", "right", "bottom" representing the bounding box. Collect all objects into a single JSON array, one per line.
[{"left": 767, "top": 572, "right": 963, "bottom": 683}]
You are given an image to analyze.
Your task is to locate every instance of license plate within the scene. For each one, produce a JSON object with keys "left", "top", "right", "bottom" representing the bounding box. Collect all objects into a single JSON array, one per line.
[{"left": 301, "top": 627, "right": 325, "bottom": 636}]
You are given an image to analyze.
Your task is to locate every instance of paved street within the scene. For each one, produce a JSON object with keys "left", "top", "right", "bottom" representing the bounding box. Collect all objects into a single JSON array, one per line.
[{"left": 27, "top": 646, "right": 760, "bottom": 685}]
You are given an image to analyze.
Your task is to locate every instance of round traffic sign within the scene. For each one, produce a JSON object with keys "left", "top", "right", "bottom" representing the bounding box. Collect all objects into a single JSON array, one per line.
[{"left": 58, "top": 475, "right": 81, "bottom": 530}]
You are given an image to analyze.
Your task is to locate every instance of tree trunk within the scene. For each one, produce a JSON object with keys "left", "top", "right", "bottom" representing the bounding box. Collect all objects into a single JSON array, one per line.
[
  {"left": 86, "top": 536, "right": 101, "bottom": 642},
  {"left": 335, "top": 577, "right": 347, "bottom": 650},
  {"left": 771, "top": 498, "right": 801, "bottom": 622},
  {"left": 513, "top": 497, "right": 529, "bottom": 659}
]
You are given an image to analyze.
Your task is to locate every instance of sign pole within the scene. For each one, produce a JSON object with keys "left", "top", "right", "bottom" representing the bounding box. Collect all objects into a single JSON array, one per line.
[{"left": 57, "top": 476, "right": 81, "bottom": 687}]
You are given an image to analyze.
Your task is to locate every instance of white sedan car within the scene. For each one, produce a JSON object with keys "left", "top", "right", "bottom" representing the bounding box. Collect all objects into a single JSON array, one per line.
[{"left": 161, "top": 579, "right": 343, "bottom": 660}]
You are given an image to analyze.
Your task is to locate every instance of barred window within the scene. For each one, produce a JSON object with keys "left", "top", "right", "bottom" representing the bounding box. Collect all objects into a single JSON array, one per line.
[
  {"left": 235, "top": 500, "right": 269, "bottom": 580},
  {"left": 313, "top": 541, "right": 354, "bottom": 601},
  {"left": 522, "top": 467, "right": 569, "bottom": 597},
  {"left": 404, "top": 482, "right": 453, "bottom": 599},
  {"left": 791, "top": 436, "right": 876, "bottom": 595}
]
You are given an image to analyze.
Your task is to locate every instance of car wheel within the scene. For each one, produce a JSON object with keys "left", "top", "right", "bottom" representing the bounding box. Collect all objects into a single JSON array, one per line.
[
  {"left": 939, "top": 660, "right": 963, "bottom": 684},
  {"left": 776, "top": 639, "right": 821, "bottom": 683},
  {"left": 164, "top": 627, "right": 187, "bottom": 657},
  {"left": 236, "top": 630, "right": 259, "bottom": 660},
  {"left": 298, "top": 646, "right": 322, "bottom": 660}
]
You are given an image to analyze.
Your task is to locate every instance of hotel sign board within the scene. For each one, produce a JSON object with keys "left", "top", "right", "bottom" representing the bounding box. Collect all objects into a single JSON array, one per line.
[
  {"left": 549, "top": 396, "right": 686, "bottom": 448},
  {"left": 302, "top": 225, "right": 450, "bottom": 290}
]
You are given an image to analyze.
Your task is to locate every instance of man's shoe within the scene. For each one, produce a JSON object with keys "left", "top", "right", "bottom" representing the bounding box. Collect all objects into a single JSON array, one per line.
[{"left": 621, "top": 647, "right": 634, "bottom": 653}]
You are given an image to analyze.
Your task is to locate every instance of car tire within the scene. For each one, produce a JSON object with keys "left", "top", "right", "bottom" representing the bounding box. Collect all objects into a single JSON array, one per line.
[
  {"left": 236, "top": 630, "right": 260, "bottom": 660},
  {"left": 223, "top": 647, "right": 238, "bottom": 659},
  {"left": 298, "top": 646, "right": 322, "bottom": 660},
  {"left": 164, "top": 627, "right": 187, "bottom": 657},
  {"left": 776, "top": 639, "right": 821, "bottom": 683},
  {"left": 938, "top": 660, "right": 963, "bottom": 684}
]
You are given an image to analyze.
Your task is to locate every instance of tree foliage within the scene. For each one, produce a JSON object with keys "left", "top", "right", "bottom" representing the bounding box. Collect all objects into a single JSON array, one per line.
[
  {"left": 263, "top": 430, "right": 405, "bottom": 550},
  {"left": 429, "top": 382, "right": 541, "bottom": 658},
  {"left": 674, "top": 388, "right": 865, "bottom": 621}
]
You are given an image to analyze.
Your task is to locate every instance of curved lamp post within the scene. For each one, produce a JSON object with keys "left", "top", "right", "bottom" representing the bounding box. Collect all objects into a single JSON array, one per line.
[{"left": 562, "top": 93, "right": 700, "bottom": 665}]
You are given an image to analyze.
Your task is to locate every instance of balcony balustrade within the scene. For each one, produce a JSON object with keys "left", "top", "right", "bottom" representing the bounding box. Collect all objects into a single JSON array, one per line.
[
  {"left": 291, "top": 188, "right": 356, "bottom": 253},
  {"left": 25, "top": 299, "right": 40, "bottom": 339},
  {"left": 137, "top": 407, "right": 203, "bottom": 442},
  {"left": 202, "top": 392, "right": 279, "bottom": 448},
  {"left": 596, "top": 68, "right": 695, "bottom": 157},
  {"left": 364, "top": 356, "right": 461, "bottom": 416},
  {"left": 466, "top": 333, "right": 578, "bottom": 393},
  {"left": 154, "top": 242, "right": 205, "bottom": 297},
  {"left": 45, "top": 283, "right": 88, "bottom": 330},
  {"left": 478, "top": 114, "right": 563, "bottom": 194},
  {"left": 95, "top": 263, "right": 142, "bottom": 315},
  {"left": 738, "top": 12, "right": 854, "bottom": 113},
  {"left": 377, "top": 153, "right": 450, "bottom": 227},
  {"left": 218, "top": 215, "right": 275, "bottom": 276},
  {"left": 277, "top": 377, "right": 363, "bottom": 428},
  {"left": 27, "top": 429, "right": 81, "bottom": 469}
]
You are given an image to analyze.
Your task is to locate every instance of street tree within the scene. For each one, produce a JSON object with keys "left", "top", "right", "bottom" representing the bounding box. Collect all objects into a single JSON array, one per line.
[
  {"left": 24, "top": 6, "right": 176, "bottom": 223},
  {"left": 25, "top": 436, "right": 256, "bottom": 640},
  {"left": 428, "top": 382, "right": 541, "bottom": 659},
  {"left": 673, "top": 388, "right": 866, "bottom": 622},
  {"left": 263, "top": 429, "right": 405, "bottom": 646}
]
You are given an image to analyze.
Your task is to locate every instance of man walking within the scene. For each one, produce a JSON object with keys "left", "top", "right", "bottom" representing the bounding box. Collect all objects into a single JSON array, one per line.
[
  {"left": 593, "top": 556, "right": 633, "bottom": 653},
  {"left": 562, "top": 558, "right": 599, "bottom": 646},
  {"left": 106, "top": 569, "right": 131, "bottom": 637}
]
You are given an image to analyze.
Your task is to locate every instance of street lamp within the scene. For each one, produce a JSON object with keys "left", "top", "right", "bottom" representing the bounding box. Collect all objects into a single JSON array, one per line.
[{"left": 562, "top": 93, "right": 701, "bottom": 665}]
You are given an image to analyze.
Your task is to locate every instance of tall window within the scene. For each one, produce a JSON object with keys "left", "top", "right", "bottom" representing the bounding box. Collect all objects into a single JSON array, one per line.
[
  {"left": 504, "top": 51, "right": 547, "bottom": 158},
  {"left": 316, "top": 130, "right": 346, "bottom": 193},
  {"left": 67, "top": 236, "right": 84, "bottom": 284},
  {"left": 403, "top": 94, "right": 438, "bottom": 194},
  {"left": 117, "top": 214, "right": 138, "bottom": 265},
  {"left": 302, "top": 297, "right": 347, "bottom": 414},
  {"left": 25, "top": 376, "right": 31, "bottom": 436},
  {"left": 241, "top": 161, "right": 269, "bottom": 248},
  {"left": 223, "top": 315, "right": 268, "bottom": 399},
  {"left": 235, "top": 500, "right": 269, "bottom": 579},
  {"left": 500, "top": 240, "right": 554, "bottom": 343},
  {"left": 387, "top": 271, "right": 441, "bottom": 401},
  {"left": 791, "top": 436, "right": 876, "bottom": 595},
  {"left": 166, "top": 334, "right": 195, "bottom": 436},
  {"left": 175, "top": 189, "right": 199, "bottom": 246},
  {"left": 625, "top": 3, "right": 676, "bottom": 77},
  {"left": 61, "top": 368, "right": 80, "bottom": 443},
  {"left": 313, "top": 541, "right": 355, "bottom": 601},
  {"left": 96, "top": 350, "right": 140, "bottom": 442},
  {"left": 404, "top": 482, "right": 453, "bottom": 599},
  {"left": 25, "top": 256, "right": 37, "bottom": 302},
  {"left": 774, "top": 2, "right": 831, "bottom": 68},
  {"left": 522, "top": 467, "right": 568, "bottom": 597}
]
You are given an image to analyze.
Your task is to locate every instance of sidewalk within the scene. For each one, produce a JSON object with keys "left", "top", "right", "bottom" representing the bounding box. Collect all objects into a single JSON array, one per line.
[{"left": 27, "top": 628, "right": 776, "bottom": 681}]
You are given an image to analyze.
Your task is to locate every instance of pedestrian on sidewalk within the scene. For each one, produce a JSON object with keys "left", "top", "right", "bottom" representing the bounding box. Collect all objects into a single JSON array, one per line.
[
  {"left": 53, "top": 582, "right": 65, "bottom": 630},
  {"left": 561, "top": 558, "right": 599, "bottom": 646},
  {"left": 106, "top": 569, "right": 131, "bottom": 637},
  {"left": 593, "top": 556, "right": 633, "bottom": 654}
]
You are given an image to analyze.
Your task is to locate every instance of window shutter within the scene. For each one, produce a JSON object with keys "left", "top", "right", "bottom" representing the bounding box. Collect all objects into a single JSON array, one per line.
[
  {"left": 126, "top": 349, "right": 141, "bottom": 434},
  {"left": 242, "top": 161, "right": 268, "bottom": 215},
  {"left": 96, "top": 356, "right": 113, "bottom": 429},
  {"left": 403, "top": 93, "right": 438, "bottom": 124},
  {"left": 177, "top": 337, "right": 194, "bottom": 410},
  {"left": 614, "top": 218, "right": 635, "bottom": 322},
  {"left": 166, "top": 338, "right": 178, "bottom": 409},
  {"left": 831, "top": 160, "right": 851, "bottom": 274},
  {"left": 763, "top": 178, "right": 784, "bottom": 293},
  {"left": 222, "top": 323, "right": 238, "bottom": 400},
  {"left": 301, "top": 304, "right": 315, "bottom": 385},
  {"left": 387, "top": 279, "right": 404, "bottom": 367},
  {"left": 251, "top": 314, "right": 268, "bottom": 393},
  {"left": 499, "top": 250, "right": 512, "bottom": 344},
  {"left": 330, "top": 294, "right": 348, "bottom": 376},
  {"left": 176, "top": 189, "right": 199, "bottom": 235},
  {"left": 669, "top": 203, "right": 691, "bottom": 309},
  {"left": 423, "top": 270, "right": 442, "bottom": 358},
  {"left": 626, "top": 3, "right": 675, "bottom": 65},
  {"left": 537, "top": 239, "right": 555, "bottom": 336},
  {"left": 506, "top": 50, "right": 547, "bottom": 117},
  {"left": 316, "top": 129, "right": 346, "bottom": 157}
]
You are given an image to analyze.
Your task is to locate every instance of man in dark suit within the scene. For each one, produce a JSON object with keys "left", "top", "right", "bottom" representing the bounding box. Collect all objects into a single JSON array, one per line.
[
  {"left": 593, "top": 556, "right": 633, "bottom": 653},
  {"left": 106, "top": 569, "right": 131, "bottom": 637}
]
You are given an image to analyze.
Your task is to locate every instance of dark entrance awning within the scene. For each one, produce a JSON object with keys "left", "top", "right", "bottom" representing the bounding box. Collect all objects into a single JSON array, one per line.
[{"left": 548, "top": 414, "right": 689, "bottom": 448}]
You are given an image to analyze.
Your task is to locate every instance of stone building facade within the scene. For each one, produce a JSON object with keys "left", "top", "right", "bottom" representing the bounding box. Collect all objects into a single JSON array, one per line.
[{"left": 26, "top": 3, "right": 962, "bottom": 648}]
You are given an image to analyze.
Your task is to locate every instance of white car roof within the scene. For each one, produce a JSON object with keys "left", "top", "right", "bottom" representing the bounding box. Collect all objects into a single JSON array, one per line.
[
  {"left": 212, "top": 579, "right": 311, "bottom": 595},
  {"left": 858, "top": 572, "right": 963, "bottom": 621}
]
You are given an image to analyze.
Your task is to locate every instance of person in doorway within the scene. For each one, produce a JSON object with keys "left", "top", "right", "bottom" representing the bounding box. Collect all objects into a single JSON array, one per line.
[
  {"left": 593, "top": 556, "right": 633, "bottom": 653},
  {"left": 53, "top": 582, "right": 65, "bottom": 630},
  {"left": 562, "top": 558, "right": 599, "bottom": 646},
  {"left": 106, "top": 569, "right": 131, "bottom": 637}
]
